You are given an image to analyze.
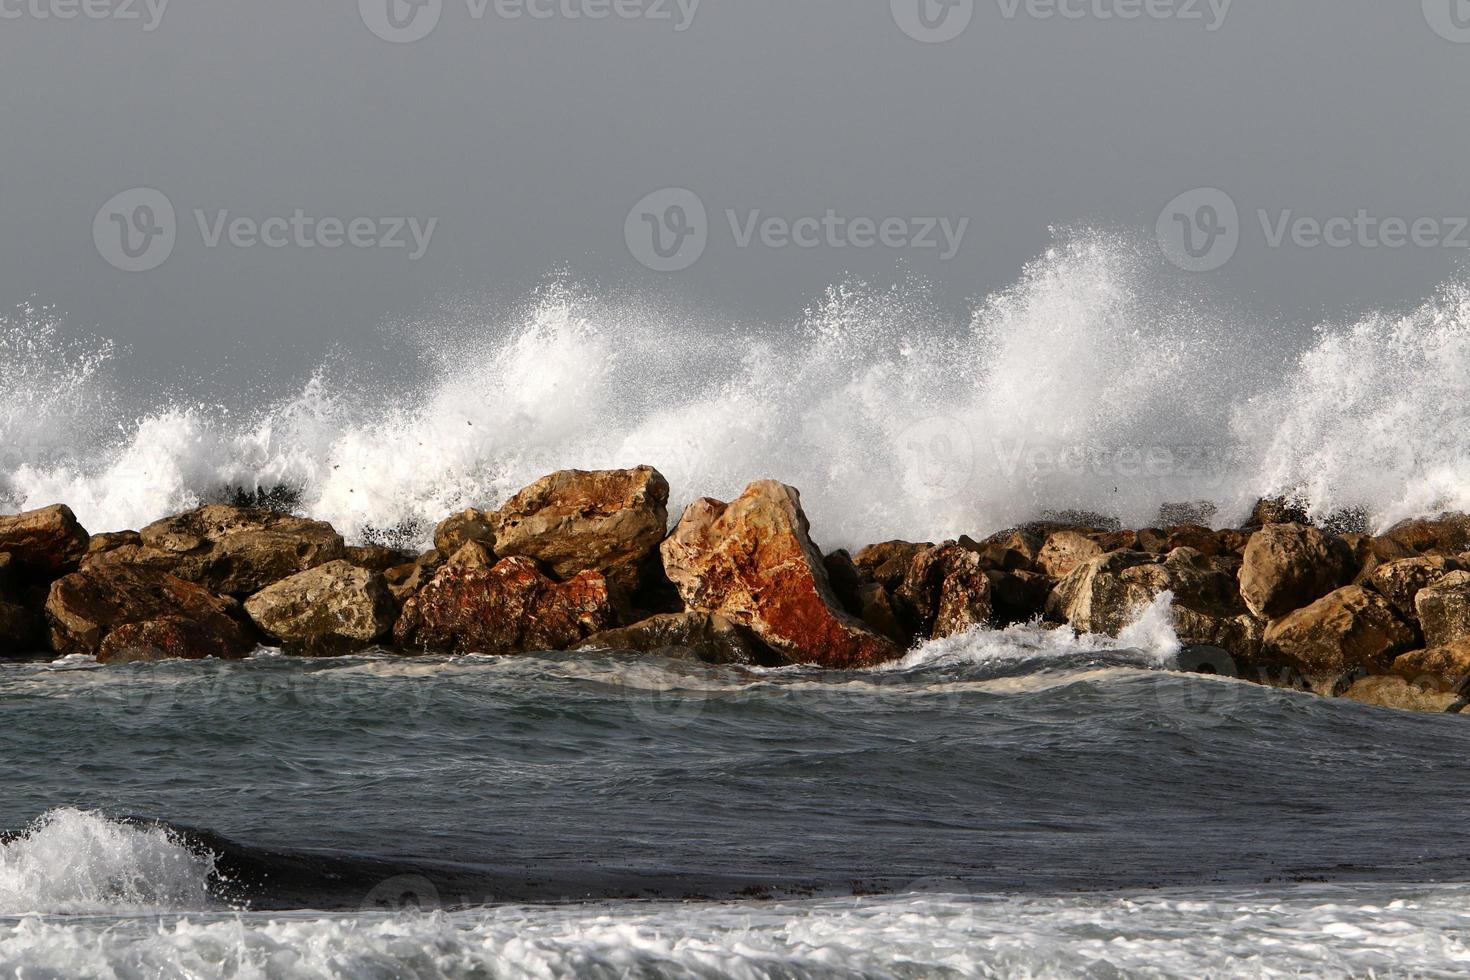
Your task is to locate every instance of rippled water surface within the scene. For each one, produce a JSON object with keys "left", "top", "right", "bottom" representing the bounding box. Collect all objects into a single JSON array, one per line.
[{"left": 5, "top": 623, "right": 1470, "bottom": 976}]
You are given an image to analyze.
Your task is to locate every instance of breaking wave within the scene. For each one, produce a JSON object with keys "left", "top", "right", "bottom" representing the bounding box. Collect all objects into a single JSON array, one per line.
[{"left": 4, "top": 231, "right": 1468, "bottom": 548}]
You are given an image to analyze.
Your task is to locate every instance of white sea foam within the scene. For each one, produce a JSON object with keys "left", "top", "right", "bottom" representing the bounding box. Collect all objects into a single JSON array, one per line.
[
  {"left": 0, "top": 809, "right": 216, "bottom": 916},
  {"left": 3, "top": 885, "right": 1469, "bottom": 978},
  {"left": 3, "top": 233, "right": 1469, "bottom": 547}
]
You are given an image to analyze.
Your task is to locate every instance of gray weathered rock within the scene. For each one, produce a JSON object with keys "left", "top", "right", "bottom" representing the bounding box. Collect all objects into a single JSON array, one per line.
[{"left": 244, "top": 560, "right": 396, "bottom": 652}]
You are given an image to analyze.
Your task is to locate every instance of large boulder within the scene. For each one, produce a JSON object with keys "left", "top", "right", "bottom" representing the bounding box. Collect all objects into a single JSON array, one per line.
[
  {"left": 1340, "top": 675, "right": 1464, "bottom": 714},
  {"left": 580, "top": 612, "right": 783, "bottom": 666},
  {"left": 45, "top": 564, "right": 254, "bottom": 660},
  {"left": 86, "top": 505, "right": 345, "bottom": 596},
  {"left": 1238, "top": 524, "right": 1355, "bottom": 620},
  {"left": 0, "top": 505, "right": 89, "bottom": 580},
  {"left": 1259, "top": 585, "right": 1416, "bottom": 680},
  {"left": 1414, "top": 571, "right": 1470, "bottom": 649},
  {"left": 433, "top": 508, "right": 496, "bottom": 556},
  {"left": 97, "top": 618, "right": 250, "bottom": 664},
  {"left": 393, "top": 557, "right": 614, "bottom": 655},
  {"left": 1393, "top": 641, "right": 1470, "bottom": 694},
  {"left": 1047, "top": 548, "right": 1261, "bottom": 659},
  {"left": 1366, "top": 556, "right": 1466, "bottom": 625},
  {"left": 1036, "top": 530, "right": 1103, "bottom": 579},
  {"left": 897, "top": 543, "right": 993, "bottom": 640},
  {"left": 490, "top": 467, "right": 669, "bottom": 605},
  {"left": 244, "top": 561, "right": 397, "bottom": 653},
  {"left": 1377, "top": 513, "right": 1470, "bottom": 557},
  {"left": 661, "top": 481, "right": 901, "bottom": 669}
]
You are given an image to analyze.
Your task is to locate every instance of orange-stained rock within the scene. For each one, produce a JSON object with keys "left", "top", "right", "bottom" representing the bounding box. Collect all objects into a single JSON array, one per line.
[
  {"left": 661, "top": 481, "right": 901, "bottom": 669},
  {"left": 393, "top": 557, "right": 614, "bottom": 655},
  {"left": 490, "top": 467, "right": 669, "bottom": 605},
  {"left": 0, "top": 504, "right": 90, "bottom": 580},
  {"left": 46, "top": 564, "right": 254, "bottom": 659},
  {"left": 98, "top": 617, "right": 248, "bottom": 664}
]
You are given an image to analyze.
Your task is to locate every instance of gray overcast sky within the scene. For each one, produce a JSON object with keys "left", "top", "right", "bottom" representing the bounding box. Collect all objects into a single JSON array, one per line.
[{"left": 2, "top": 0, "right": 1468, "bottom": 386}]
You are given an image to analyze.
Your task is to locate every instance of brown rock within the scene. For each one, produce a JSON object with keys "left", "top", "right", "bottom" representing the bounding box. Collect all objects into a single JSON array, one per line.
[
  {"left": 1239, "top": 524, "right": 1355, "bottom": 620},
  {"left": 1245, "top": 497, "right": 1310, "bottom": 528},
  {"left": 244, "top": 560, "right": 396, "bottom": 652},
  {"left": 1366, "top": 556, "right": 1466, "bottom": 624},
  {"left": 393, "top": 557, "right": 614, "bottom": 655},
  {"left": 92, "top": 505, "right": 346, "bottom": 596},
  {"left": 87, "top": 530, "right": 141, "bottom": 556},
  {"left": 1340, "top": 675, "right": 1464, "bottom": 714},
  {"left": 0, "top": 599, "right": 43, "bottom": 655},
  {"left": 98, "top": 618, "right": 248, "bottom": 664},
  {"left": 580, "top": 611, "right": 782, "bottom": 666},
  {"left": 661, "top": 481, "right": 900, "bottom": 669},
  {"left": 384, "top": 550, "right": 445, "bottom": 604},
  {"left": 1260, "top": 586, "right": 1416, "bottom": 680},
  {"left": 445, "top": 540, "right": 495, "bottom": 571},
  {"left": 46, "top": 564, "right": 254, "bottom": 659},
  {"left": 0, "top": 504, "right": 89, "bottom": 580},
  {"left": 433, "top": 508, "right": 496, "bottom": 556},
  {"left": 1047, "top": 548, "right": 1261, "bottom": 659},
  {"left": 986, "top": 569, "right": 1052, "bottom": 627},
  {"left": 1415, "top": 571, "right": 1470, "bottom": 648},
  {"left": 898, "top": 543, "right": 993, "bottom": 640},
  {"left": 852, "top": 541, "right": 931, "bottom": 593},
  {"left": 490, "top": 467, "right": 669, "bottom": 603},
  {"left": 856, "top": 582, "right": 908, "bottom": 645},
  {"left": 1394, "top": 641, "right": 1470, "bottom": 693},
  {"left": 1036, "top": 530, "right": 1103, "bottom": 578},
  {"left": 1378, "top": 513, "right": 1470, "bottom": 556},
  {"left": 343, "top": 544, "right": 414, "bottom": 573}
]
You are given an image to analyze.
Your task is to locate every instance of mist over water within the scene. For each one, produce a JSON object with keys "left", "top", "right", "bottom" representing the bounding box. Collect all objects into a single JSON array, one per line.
[{"left": 4, "top": 230, "right": 1468, "bottom": 547}]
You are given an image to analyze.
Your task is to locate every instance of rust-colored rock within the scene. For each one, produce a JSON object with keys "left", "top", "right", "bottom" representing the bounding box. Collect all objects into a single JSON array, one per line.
[
  {"left": 1414, "top": 571, "right": 1470, "bottom": 649},
  {"left": 0, "top": 504, "right": 89, "bottom": 580},
  {"left": 1239, "top": 524, "right": 1355, "bottom": 620},
  {"left": 46, "top": 564, "right": 254, "bottom": 659},
  {"left": 87, "top": 505, "right": 345, "bottom": 596},
  {"left": 898, "top": 543, "right": 993, "bottom": 640},
  {"left": 98, "top": 618, "right": 248, "bottom": 664},
  {"left": 1260, "top": 585, "right": 1416, "bottom": 680},
  {"left": 661, "top": 481, "right": 901, "bottom": 669},
  {"left": 244, "top": 560, "right": 396, "bottom": 651},
  {"left": 393, "top": 557, "right": 614, "bottom": 655},
  {"left": 580, "top": 611, "right": 782, "bottom": 666},
  {"left": 490, "top": 467, "right": 669, "bottom": 603}
]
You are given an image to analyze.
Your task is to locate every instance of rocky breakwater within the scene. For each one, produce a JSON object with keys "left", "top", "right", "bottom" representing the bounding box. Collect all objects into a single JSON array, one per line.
[{"left": 6, "top": 475, "right": 1470, "bottom": 715}]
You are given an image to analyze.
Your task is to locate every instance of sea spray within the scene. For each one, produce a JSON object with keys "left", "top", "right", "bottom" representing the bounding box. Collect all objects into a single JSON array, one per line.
[{"left": 2, "top": 232, "right": 1468, "bottom": 547}]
